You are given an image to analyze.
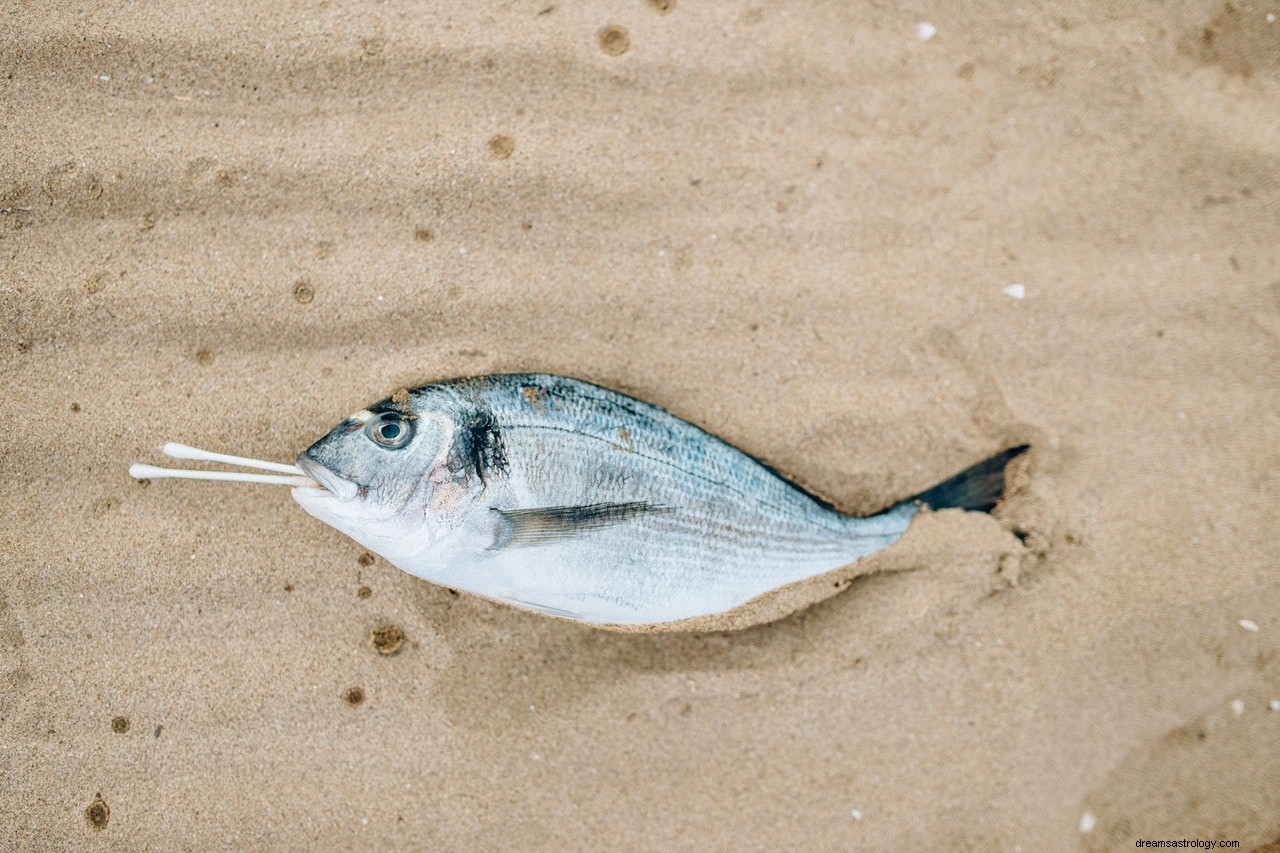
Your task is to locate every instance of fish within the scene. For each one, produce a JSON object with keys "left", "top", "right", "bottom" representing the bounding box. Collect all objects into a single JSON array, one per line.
[{"left": 280, "top": 374, "right": 1028, "bottom": 628}]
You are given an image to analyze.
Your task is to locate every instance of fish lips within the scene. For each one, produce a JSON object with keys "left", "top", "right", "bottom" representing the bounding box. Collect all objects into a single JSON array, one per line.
[{"left": 295, "top": 454, "right": 361, "bottom": 502}]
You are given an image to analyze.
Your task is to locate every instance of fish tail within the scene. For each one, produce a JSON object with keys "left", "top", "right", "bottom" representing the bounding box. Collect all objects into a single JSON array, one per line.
[{"left": 909, "top": 445, "right": 1029, "bottom": 514}]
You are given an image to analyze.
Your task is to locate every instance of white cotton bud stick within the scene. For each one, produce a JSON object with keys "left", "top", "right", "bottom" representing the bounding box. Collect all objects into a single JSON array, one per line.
[
  {"left": 129, "top": 464, "right": 319, "bottom": 487},
  {"left": 161, "top": 442, "right": 307, "bottom": 475}
]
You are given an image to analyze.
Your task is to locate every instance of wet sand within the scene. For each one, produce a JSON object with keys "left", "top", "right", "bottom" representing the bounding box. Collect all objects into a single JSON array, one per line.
[{"left": 2, "top": 1, "right": 1278, "bottom": 849}]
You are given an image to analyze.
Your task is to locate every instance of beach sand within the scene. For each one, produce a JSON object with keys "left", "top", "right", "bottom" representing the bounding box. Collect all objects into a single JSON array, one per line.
[{"left": 3, "top": 1, "right": 1278, "bottom": 849}]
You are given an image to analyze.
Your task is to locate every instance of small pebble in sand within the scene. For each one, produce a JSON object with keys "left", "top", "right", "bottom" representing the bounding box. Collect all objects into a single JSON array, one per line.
[
  {"left": 916, "top": 22, "right": 937, "bottom": 41},
  {"left": 1269, "top": 699, "right": 1280, "bottom": 712},
  {"left": 487, "top": 134, "right": 515, "bottom": 160},
  {"left": 850, "top": 808, "right": 863, "bottom": 821},
  {"left": 1238, "top": 619, "right": 1259, "bottom": 632},
  {"left": 1079, "top": 811, "right": 1096, "bottom": 833},
  {"left": 1231, "top": 699, "right": 1245, "bottom": 715},
  {"left": 1003, "top": 283, "right": 1026, "bottom": 300}
]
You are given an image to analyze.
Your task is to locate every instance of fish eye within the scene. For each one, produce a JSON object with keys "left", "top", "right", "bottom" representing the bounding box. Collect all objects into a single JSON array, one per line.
[{"left": 365, "top": 413, "right": 414, "bottom": 449}]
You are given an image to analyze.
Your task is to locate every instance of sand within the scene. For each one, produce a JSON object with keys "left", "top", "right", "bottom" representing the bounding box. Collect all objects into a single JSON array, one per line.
[{"left": 3, "top": 1, "right": 1279, "bottom": 849}]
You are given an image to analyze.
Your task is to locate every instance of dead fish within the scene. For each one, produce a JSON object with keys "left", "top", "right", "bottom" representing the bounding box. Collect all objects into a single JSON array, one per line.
[{"left": 132, "top": 374, "right": 1027, "bottom": 628}]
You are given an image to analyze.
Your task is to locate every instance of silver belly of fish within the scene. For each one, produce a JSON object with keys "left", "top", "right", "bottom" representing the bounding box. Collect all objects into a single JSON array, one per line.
[{"left": 292, "top": 374, "right": 1025, "bottom": 626}]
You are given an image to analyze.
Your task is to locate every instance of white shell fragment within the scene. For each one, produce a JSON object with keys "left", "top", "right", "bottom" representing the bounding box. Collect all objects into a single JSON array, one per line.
[
  {"left": 916, "top": 22, "right": 937, "bottom": 41},
  {"left": 1269, "top": 699, "right": 1279, "bottom": 712},
  {"left": 1238, "top": 619, "right": 1260, "bottom": 632},
  {"left": 1079, "top": 811, "right": 1096, "bottom": 833},
  {"left": 1231, "top": 699, "right": 1245, "bottom": 715},
  {"left": 1003, "top": 283, "right": 1027, "bottom": 300}
]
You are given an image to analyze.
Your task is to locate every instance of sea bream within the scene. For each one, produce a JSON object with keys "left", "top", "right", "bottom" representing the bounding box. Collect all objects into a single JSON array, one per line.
[{"left": 280, "top": 374, "right": 1027, "bottom": 627}]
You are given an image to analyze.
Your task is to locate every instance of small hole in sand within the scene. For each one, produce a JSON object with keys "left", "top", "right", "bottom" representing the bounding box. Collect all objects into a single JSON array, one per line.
[
  {"left": 344, "top": 687, "right": 365, "bottom": 706},
  {"left": 487, "top": 134, "right": 515, "bottom": 160},
  {"left": 293, "top": 280, "right": 315, "bottom": 304},
  {"left": 414, "top": 227, "right": 434, "bottom": 243},
  {"left": 111, "top": 716, "right": 129, "bottom": 734},
  {"left": 358, "top": 552, "right": 375, "bottom": 567},
  {"left": 357, "top": 586, "right": 372, "bottom": 599},
  {"left": 85, "top": 794, "right": 109, "bottom": 829},
  {"left": 371, "top": 625, "right": 405, "bottom": 656},
  {"left": 70, "top": 402, "right": 81, "bottom": 412},
  {"left": 598, "top": 25, "right": 630, "bottom": 56},
  {"left": 195, "top": 347, "right": 215, "bottom": 366},
  {"left": 647, "top": 0, "right": 675, "bottom": 12}
]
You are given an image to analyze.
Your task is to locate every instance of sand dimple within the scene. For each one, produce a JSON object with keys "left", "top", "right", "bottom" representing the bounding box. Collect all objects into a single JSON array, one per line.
[
  {"left": 371, "top": 625, "right": 405, "bottom": 656},
  {"left": 487, "top": 134, "right": 515, "bottom": 160},
  {"left": 85, "top": 794, "right": 109, "bottom": 829},
  {"left": 598, "top": 25, "right": 630, "bottom": 56}
]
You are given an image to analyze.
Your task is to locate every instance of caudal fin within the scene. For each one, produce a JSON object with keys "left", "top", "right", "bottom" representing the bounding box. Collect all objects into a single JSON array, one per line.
[{"left": 910, "top": 445, "right": 1029, "bottom": 514}]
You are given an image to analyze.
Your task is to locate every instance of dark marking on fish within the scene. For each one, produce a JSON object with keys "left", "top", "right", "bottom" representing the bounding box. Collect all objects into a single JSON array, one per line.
[
  {"left": 464, "top": 409, "right": 509, "bottom": 484},
  {"left": 490, "top": 501, "right": 668, "bottom": 549}
]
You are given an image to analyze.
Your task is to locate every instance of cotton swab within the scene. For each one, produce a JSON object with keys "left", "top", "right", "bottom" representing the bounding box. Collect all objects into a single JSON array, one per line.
[
  {"left": 131, "top": 442, "right": 318, "bottom": 487},
  {"left": 161, "top": 442, "right": 306, "bottom": 475},
  {"left": 129, "top": 463, "right": 319, "bottom": 487}
]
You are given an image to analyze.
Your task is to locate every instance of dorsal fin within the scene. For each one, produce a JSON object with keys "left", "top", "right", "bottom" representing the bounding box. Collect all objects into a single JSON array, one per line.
[{"left": 489, "top": 502, "right": 667, "bottom": 549}]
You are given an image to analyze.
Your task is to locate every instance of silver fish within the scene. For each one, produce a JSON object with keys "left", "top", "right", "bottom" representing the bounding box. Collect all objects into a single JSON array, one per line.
[{"left": 290, "top": 374, "right": 1027, "bottom": 627}]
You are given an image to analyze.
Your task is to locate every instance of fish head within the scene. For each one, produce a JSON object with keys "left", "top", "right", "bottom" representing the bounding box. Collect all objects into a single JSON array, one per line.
[{"left": 292, "top": 390, "right": 482, "bottom": 557}]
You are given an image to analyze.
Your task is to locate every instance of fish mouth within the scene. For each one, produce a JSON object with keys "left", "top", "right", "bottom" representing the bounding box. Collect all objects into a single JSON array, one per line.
[{"left": 295, "top": 455, "right": 361, "bottom": 502}]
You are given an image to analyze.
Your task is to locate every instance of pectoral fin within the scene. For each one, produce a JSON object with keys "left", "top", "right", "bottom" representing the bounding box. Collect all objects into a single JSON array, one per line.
[{"left": 490, "top": 501, "right": 667, "bottom": 549}]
